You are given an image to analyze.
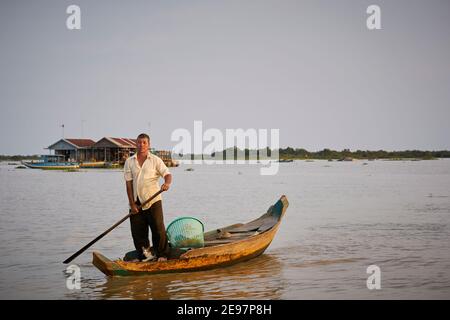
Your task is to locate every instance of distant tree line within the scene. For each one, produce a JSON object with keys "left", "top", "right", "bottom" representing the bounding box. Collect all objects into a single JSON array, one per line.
[
  {"left": 174, "top": 147, "right": 450, "bottom": 161},
  {"left": 278, "top": 148, "right": 450, "bottom": 160},
  {"left": 0, "top": 155, "right": 39, "bottom": 161},
  {"left": 3, "top": 148, "right": 450, "bottom": 162}
]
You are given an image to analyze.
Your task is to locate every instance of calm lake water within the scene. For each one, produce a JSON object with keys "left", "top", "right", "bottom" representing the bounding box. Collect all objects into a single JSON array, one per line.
[{"left": 1, "top": 159, "right": 449, "bottom": 299}]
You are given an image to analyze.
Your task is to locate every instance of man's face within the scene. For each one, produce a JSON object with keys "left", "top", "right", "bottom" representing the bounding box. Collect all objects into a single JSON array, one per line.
[{"left": 137, "top": 137, "right": 150, "bottom": 154}]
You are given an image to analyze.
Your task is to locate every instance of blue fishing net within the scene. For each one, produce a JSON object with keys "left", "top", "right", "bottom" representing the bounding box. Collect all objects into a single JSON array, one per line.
[{"left": 166, "top": 217, "right": 204, "bottom": 249}]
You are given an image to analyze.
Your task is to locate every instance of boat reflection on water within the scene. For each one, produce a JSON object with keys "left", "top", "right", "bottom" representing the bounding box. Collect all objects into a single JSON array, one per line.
[{"left": 88, "top": 254, "right": 285, "bottom": 300}]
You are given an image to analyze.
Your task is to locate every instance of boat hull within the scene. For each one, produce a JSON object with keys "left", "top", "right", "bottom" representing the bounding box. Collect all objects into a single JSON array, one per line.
[
  {"left": 22, "top": 161, "right": 79, "bottom": 170},
  {"left": 93, "top": 196, "right": 288, "bottom": 277}
]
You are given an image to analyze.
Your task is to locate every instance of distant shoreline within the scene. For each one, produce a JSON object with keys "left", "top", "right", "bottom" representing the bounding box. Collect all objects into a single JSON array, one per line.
[
  {"left": 177, "top": 148, "right": 450, "bottom": 161},
  {"left": 0, "top": 155, "right": 40, "bottom": 161},
  {"left": 2, "top": 148, "right": 450, "bottom": 162},
  {"left": 276, "top": 148, "right": 450, "bottom": 161}
]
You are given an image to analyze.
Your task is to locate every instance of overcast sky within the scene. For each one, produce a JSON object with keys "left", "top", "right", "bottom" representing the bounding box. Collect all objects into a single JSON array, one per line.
[{"left": 1, "top": 0, "right": 449, "bottom": 154}]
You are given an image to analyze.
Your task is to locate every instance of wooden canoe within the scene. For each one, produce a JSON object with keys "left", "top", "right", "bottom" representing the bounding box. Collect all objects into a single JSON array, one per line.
[{"left": 93, "top": 195, "right": 289, "bottom": 276}]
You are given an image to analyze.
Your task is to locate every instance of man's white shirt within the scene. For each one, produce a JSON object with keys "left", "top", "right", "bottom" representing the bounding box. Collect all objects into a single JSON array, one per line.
[{"left": 124, "top": 152, "right": 170, "bottom": 210}]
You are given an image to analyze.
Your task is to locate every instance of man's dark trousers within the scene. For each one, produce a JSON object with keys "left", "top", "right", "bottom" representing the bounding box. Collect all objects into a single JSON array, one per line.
[{"left": 130, "top": 199, "right": 170, "bottom": 259}]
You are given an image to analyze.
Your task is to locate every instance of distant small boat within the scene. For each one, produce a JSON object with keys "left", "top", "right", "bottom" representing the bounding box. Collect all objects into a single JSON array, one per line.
[
  {"left": 339, "top": 157, "right": 354, "bottom": 162},
  {"left": 278, "top": 159, "right": 293, "bottom": 163},
  {"left": 105, "top": 162, "right": 121, "bottom": 168},
  {"left": 79, "top": 161, "right": 107, "bottom": 168},
  {"left": 21, "top": 155, "right": 79, "bottom": 170},
  {"left": 165, "top": 159, "right": 180, "bottom": 167},
  {"left": 93, "top": 195, "right": 289, "bottom": 276},
  {"left": 185, "top": 168, "right": 194, "bottom": 171}
]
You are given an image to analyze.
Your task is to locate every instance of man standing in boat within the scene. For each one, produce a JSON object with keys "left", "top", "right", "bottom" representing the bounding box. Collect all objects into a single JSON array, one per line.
[{"left": 124, "top": 133, "right": 172, "bottom": 262}]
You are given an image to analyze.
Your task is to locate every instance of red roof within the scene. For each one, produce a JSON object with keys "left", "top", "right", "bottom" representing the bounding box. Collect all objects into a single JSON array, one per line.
[
  {"left": 66, "top": 139, "right": 95, "bottom": 148},
  {"left": 110, "top": 138, "right": 137, "bottom": 148},
  {"left": 122, "top": 138, "right": 137, "bottom": 147}
]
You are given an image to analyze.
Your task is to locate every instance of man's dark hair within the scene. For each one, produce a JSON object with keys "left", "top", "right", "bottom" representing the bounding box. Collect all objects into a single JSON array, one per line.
[{"left": 137, "top": 133, "right": 150, "bottom": 142}]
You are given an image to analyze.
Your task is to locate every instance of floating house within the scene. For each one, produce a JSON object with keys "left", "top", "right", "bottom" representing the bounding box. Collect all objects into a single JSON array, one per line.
[
  {"left": 91, "top": 137, "right": 137, "bottom": 163},
  {"left": 46, "top": 137, "right": 178, "bottom": 166},
  {"left": 153, "top": 149, "right": 179, "bottom": 167},
  {"left": 46, "top": 139, "right": 95, "bottom": 162}
]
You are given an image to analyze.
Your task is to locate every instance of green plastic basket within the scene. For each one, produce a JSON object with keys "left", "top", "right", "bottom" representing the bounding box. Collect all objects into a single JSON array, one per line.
[{"left": 166, "top": 217, "right": 205, "bottom": 249}]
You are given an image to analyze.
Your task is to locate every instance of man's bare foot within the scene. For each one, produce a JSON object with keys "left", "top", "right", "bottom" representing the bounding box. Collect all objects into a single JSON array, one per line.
[{"left": 157, "top": 257, "right": 167, "bottom": 262}]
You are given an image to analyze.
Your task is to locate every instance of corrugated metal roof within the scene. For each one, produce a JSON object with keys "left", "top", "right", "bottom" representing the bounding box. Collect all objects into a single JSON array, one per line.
[
  {"left": 49, "top": 137, "right": 137, "bottom": 149},
  {"left": 65, "top": 139, "right": 96, "bottom": 148},
  {"left": 122, "top": 138, "right": 137, "bottom": 147},
  {"left": 108, "top": 137, "right": 137, "bottom": 148}
]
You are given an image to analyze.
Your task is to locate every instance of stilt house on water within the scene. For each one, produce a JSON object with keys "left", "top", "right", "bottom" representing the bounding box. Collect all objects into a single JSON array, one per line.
[{"left": 46, "top": 137, "right": 179, "bottom": 167}]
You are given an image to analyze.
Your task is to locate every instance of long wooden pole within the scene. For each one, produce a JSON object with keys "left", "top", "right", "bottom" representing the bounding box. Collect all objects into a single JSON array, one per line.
[{"left": 63, "top": 189, "right": 164, "bottom": 264}]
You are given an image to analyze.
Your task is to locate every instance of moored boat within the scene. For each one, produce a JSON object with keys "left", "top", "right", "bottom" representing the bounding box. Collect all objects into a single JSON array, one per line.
[
  {"left": 21, "top": 155, "right": 79, "bottom": 169},
  {"left": 93, "top": 195, "right": 289, "bottom": 276},
  {"left": 79, "top": 161, "right": 107, "bottom": 168}
]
